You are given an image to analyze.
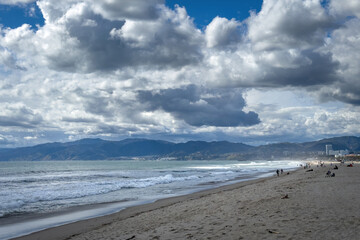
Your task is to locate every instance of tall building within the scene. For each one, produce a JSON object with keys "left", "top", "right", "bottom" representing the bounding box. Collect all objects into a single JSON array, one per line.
[{"left": 326, "top": 144, "right": 333, "bottom": 155}]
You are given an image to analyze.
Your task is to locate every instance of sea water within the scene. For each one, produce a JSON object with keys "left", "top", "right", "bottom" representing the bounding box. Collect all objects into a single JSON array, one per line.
[{"left": 0, "top": 160, "right": 302, "bottom": 239}]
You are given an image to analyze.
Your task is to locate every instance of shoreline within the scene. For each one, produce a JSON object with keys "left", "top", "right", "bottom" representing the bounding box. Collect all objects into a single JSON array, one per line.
[
  {"left": 14, "top": 162, "right": 360, "bottom": 239},
  {"left": 11, "top": 170, "right": 285, "bottom": 240},
  {"left": 1, "top": 166, "right": 286, "bottom": 240}
]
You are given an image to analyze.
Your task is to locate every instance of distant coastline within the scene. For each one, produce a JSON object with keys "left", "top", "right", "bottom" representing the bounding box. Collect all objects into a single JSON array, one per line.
[{"left": 1, "top": 136, "right": 360, "bottom": 161}]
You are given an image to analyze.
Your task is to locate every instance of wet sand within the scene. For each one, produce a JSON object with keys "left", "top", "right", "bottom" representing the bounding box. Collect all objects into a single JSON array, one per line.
[{"left": 15, "top": 162, "right": 360, "bottom": 240}]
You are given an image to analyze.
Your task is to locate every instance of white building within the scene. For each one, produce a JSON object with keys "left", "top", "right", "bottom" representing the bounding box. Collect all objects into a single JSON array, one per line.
[
  {"left": 325, "top": 144, "right": 349, "bottom": 156},
  {"left": 326, "top": 144, "right": 333, "bottom": 155},
  {"left": 329, "top": 149, "right": 349, "bottom": 156}
]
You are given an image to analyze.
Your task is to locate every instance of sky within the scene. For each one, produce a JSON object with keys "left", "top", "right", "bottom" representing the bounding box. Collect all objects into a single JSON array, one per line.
[{"left": 0, "top": 0, "right": 360, "bottom": 148}]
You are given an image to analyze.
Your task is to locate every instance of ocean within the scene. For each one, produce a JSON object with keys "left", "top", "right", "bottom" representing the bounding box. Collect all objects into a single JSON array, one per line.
[{"left": 0, "top": 160, "right": 302, "bottom": 239}]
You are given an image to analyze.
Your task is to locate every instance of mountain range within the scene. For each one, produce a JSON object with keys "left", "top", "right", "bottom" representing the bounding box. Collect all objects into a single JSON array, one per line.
[{"left": 0, "top": 136, "right": 359, "bottom": 161}]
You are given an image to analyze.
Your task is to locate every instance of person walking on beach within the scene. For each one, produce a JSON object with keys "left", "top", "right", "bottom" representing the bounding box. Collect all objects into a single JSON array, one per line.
[{"left": 276, "top": 169, "right": 280, "bottom": 176}]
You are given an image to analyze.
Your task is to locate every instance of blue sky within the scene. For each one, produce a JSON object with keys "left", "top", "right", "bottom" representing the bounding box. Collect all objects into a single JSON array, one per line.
[
  {"left": 166, "top": 0, "right": 262, "bottom": 27},
  {"left": 0, "top": 1, "right": 262, "bottom": 29},
  {"left": 0, "top": 0, "right": 360, "bottom": 147},
  {"left": 0, "top": 2, "right": 43, "bottom": 28}
]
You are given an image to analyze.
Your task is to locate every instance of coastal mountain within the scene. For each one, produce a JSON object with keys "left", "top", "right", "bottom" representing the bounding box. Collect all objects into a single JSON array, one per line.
[
  {"left": 0, "top": 138, "right": 253, "bottom": 161},
  {"left": 0, "top": 136, "right": 359, "bottom": 161},
  {"left": 253, "top": 136, "right": 360, "bottom": 153}
]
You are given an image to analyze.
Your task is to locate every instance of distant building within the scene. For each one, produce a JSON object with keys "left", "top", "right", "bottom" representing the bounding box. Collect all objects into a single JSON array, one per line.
[
  {"left": 330, "top": 149, "right": 349, "bottom": 157},
  {"left": 326, "top": 144, "right": 333, "bottom": 155},
  {"left": 325, "top": 144, "right": 349, "bottom": 156}
]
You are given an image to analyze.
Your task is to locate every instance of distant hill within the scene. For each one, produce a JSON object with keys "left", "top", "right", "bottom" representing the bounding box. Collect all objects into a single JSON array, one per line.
[
  {"left": 246, "top": 136, "right": 360, "bottom": 158},
  {"left": 301, "top": 136, "right": 360, "bottom": 152},
  {"left": 253, "top": 136, "right": 360, "bottom": 153},
  {"left": 0, "top": 136, "right": 359, "bottom": 161},
  {"left": 0, "top": 138, "right": 253, "bottom": 161}
]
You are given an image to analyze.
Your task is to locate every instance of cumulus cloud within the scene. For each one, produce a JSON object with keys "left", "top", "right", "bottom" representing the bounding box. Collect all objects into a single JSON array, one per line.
[
  {"left": 0, "top": 105, "right": 43, "bottom": 129},
  {"left": 205, "top": 17, "right": 242, "bottom": 48},
  {"left": 0, "top": 48, "right": 26, "bottom": 70},
  {"left": 258, "top": 51, "right": 340, "bottom": 87},
  {"left": 137, "top": 85, "right": 260, "bottom": 127},
  {"left": 319, "top": 17, "right": 360, "bottom": 105},
  {"left": 201, "top": 0, "right": 351, "bottom": 95},
  {"left": 91, "top": 0, "right": 164, "bottom": 21},
  {"left": 1, "top": 0, "right": 360, "bottom": 146},
  {"left": 238, "top": 89, "right": 356, "bottom": 145},
  {"left": 248, "top": 0, "right": 332, "bottom": 51},
  {"left": 329, "top": 0, "right": 360, "bottom": 18},
  {"left": 1, "top": 1, "right": 203, "bottom": 73}
]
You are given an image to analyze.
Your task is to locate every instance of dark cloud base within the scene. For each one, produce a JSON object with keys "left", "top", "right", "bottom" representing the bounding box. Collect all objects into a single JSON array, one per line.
[{"left": 138, "top": 85, "right": 260, "bottom": 127}]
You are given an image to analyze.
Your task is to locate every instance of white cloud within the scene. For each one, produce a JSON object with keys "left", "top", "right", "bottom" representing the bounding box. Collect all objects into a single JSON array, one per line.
[
  {"left": 1, "top": 1, "right": 203, "bottom": 73},
  {"left": 24, "top": 136, "right": 38, "bottom": 140},
  {"left": 205, "top": 17, "right": 241, "bottom": 48},
  {"left": 91, "top": 0, "right": 164, "bottom": 21},
  {"left": 0, "top": 48, "right": 25, "bottom": 70},
  {"left": 330, "top": 0, "right": 360, "bottom": 18},
  {"left": 1, "top": 0, "right": 360, "bottom": 146},
  {"left": 0, "top": 103, "right": 43, "bottom": 129},
  {"left": 319, "top": 18, "right": 360, "bottom": 105},
  {"left": 243, "top": 89, "right": 360, "bottom": 143},
  {"left": 248, "top": 0, "right": 331, "bottom": 51}
]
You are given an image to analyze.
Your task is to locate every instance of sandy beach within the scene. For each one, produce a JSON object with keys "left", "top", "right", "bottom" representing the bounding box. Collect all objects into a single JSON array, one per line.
[{"left": 15, "top": 162, "right": 360, "bottom": 240}]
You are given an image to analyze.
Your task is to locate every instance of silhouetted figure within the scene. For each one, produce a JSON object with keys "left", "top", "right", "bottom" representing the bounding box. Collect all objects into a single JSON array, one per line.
[{"left": 281, "top": 194, "right": 289, "bottom": 199}]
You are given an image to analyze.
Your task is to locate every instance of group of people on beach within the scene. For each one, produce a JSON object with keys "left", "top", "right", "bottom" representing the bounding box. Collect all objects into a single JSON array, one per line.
[
  {"left": 325, "top": 163, "right": 340, "bottom": 177},
  {"left": 276, "top": 169, "right": 284, "bottom": 176},
  {"left": 301, "top": 163, "right": 311, "bottom": 169},
  {"left": 326, "top": 170, "right": 336, "bottom": 177}
]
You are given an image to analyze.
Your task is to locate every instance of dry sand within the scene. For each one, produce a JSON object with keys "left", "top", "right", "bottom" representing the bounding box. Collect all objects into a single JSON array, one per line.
[{"left": 15, "top": 162, "right": 360, "bottom": 240}]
